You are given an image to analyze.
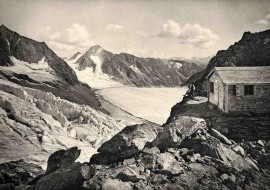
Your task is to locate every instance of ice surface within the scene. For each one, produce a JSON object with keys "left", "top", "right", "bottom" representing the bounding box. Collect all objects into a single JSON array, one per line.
[
  {"left": 72, "top": 67, "right": 123, "bottom": 89},
  {"left": 129, "top": 65, "right": 143, "bottom": 74},
  {"left": 0, "top": 56, "right": 60, "bottom": 82},
  {"left": 98, "top": 87, "right": 187, "bottom": 124},
  {"left": 0, "top": 79, "right": 128, "bottom": 169}
]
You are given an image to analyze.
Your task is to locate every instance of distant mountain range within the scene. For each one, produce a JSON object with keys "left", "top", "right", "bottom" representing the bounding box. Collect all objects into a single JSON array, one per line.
[
  {"left": 66, "top": 45, "right": 203, "bottom": 87},
  {"left": 186, "top": 29, "right": 270, "bottom": 88},
  {"left": 171, "top": 56, "right": 213, "bottom": 66}
]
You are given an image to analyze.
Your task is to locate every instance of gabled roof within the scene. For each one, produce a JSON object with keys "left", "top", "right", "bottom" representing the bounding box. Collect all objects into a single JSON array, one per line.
[{"left": 206, "top": 66, "right": 270, "bottom": 84}]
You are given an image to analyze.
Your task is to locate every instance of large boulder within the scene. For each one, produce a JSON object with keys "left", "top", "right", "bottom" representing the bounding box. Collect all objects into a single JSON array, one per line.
[
  {"left": 30, "top": 163, "right": 94, "bottom": 190},
  {"left": 152, "top": 116, "right": 206, "bottom": 151},
  {"left": 180, "top": 133, "right": 258, "bottom": 171},
  {"left": 0, "top": 160, "right": 43, "bottom": 186},
  {"left": 46, "top": 146, "right": 81, "bottom": 174},
  {"left": 91, "top": 123, "right": 160, "bottom": 165},
  {"left": 28, "top": 147, "right": 94, "bottom": 190}
]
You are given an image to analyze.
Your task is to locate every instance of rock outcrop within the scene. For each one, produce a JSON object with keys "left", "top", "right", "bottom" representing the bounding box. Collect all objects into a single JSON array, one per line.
[
  {"left": 90, "top": 123, "right": 160, "bottom": 165},
  {"left": 86, "top": 116, "right": 266, "bottom": 190},
  {"left": 0, "top": 160, "right": 43, "bottom": 188}
]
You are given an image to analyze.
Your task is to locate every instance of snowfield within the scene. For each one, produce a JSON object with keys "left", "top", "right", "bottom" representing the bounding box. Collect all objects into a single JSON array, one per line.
[
  {"left": 98, "top": 87, "right": 187, "bottom": 124},
  {"left": 0, "top": 56, "right": 61, "bottom": 82}
]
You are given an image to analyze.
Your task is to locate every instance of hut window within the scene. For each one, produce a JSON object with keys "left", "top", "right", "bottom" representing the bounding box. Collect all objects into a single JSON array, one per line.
[
  {"left": 210, "top": 82, "right": 214, "bottom": 93},
  {"left": 228, "top": 85, "right": 236, "bottom": 96},
  {"left": 244, "top": 85, "right": 254, "bottom": 96}
]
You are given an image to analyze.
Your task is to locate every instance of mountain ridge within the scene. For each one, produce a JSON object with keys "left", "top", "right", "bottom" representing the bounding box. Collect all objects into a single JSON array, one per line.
[{"left": 68, "top": 45, "right": 203, "bottom": 87}]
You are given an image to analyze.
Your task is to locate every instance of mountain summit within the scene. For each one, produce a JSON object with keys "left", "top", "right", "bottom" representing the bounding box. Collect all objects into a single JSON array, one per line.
[
  {"left": 73, "top": 45, "right": 202, "bottom": 87},
  {"left": 0, "top": 25, "right": 78, "bottom": 85}
]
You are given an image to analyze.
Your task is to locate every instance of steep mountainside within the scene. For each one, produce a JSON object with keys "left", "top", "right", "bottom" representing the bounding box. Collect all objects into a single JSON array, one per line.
[
  {"left": 71, "top": 45, "right": 202, "bottom": 87},
  {"left": 188, "top": 30, "right": 270, "bottom": 89},
  {"left": 0, "top": 25, "right": 78, "bottom": 84},
  {"left": 0, "top": 25, "right": 103, "bottom": 111},
  {"left": 65, "top": 52, "right": 82, "bottom": 66}
]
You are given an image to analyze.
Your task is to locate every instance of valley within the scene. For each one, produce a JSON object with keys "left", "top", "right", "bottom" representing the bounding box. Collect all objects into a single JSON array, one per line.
[
  {"left": 98, "top": 86, "right": 187, "bottom": 124},
  {"left": 0, "top": 1, "right": 270, "bottom": 187}
]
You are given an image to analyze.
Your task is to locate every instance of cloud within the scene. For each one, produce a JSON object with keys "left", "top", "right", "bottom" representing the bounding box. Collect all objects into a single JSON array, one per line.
[
  {"left": 158, "top": 20, "right": 218, "bottom": 48},
  {"left": 255, "top": 19, "right": 268, "bottom": 25},
  {"left": 49, "top": 23, "right": 92, "bottom": 47},
  {"left": 255, "top": 13, "right": 270, "bottom": 25},
  {"left": 158, "top": 20, "right": 181, "bottom": 38},
  {"left": 106, "top": 24, "right": 123, "bottom": 31}
]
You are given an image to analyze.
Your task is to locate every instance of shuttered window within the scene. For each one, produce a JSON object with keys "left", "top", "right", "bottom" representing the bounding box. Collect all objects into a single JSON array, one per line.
[
  {"left": 210, "top": 82, "right": 214, "bottom": 93},
  {"left": 228, "top": 85, "right": 236, "bottom": 96},
  {"left": 244, "top": 85, "right": 254, "bottom": 96}
]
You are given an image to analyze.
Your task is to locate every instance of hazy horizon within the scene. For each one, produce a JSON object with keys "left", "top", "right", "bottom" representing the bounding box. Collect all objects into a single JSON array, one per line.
[{"left": 0, "top": 0, "right": 270, "bottom": 59}]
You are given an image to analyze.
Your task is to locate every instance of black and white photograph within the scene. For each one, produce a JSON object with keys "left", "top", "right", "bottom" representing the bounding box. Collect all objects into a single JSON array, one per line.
[{"left": 0, "top": 0, "right": 269, "bottom": 189}]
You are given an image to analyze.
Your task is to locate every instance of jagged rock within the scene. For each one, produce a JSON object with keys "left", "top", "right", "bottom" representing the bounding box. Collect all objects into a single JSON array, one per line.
[
  {"left": 0, "top": 160, "right": 43, "bottom": 186},
  {"left": 180, "top": 135, "right": 258, "bottom": 171},
  {"left": 115, "top": 166, "right": 143, "bottom": 183},
  {"left": 233, "top": 145, "right": 246, "bottom": 157},
  {"left": 150, "top": 174, "right": 169, "bottom": 184},
  {"left": 46, "top": 147, "right": 81, "bottom": 174},
  {"left": 26, "top": 147, "right": 94, "bottom": 190},
  {"left": 155, "top": 153, "right": 184, "bottom": 175},
  {"left": 139, "top": 151, "right": 183, "bottom": 175},
  {"left": 209, "top": 128, "right": 233, "bottom": 145},
  {"left": 91, "top": 123, "right": 160, "bottom": 165},
  {"left": 30, "top": 163, "right": 94, "bottom": 190},
  {"left": 257, "top": 140, "right": 264, "bottom": 147},
  {"left": 101, "top": 179, "right": 133, "bottom": 190},
  {"left": 152, "top": 116, "right": 206, "bottom": 151}
]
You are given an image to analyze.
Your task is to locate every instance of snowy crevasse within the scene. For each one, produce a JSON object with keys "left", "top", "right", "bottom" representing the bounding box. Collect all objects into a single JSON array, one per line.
[{"left": 0, "top": 79, "right": 128, "bottom": 168}]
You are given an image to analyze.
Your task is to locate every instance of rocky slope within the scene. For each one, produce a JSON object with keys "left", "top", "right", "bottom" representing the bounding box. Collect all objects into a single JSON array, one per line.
[
  {"left": 0, "top": 25, "right": 103, "bottom": 111},
  {"left": 187, "top": 30, "right": 270, "bottom": 88},
  {"left": 2, "top": 116, "right": 270, "bottom": 189},
  {"left": 68, "top": 45, "right": 202, "bottom": 87}
]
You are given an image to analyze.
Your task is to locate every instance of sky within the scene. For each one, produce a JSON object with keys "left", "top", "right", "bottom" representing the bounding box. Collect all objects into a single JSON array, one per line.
[{"left": 0, "top": 0, "right": 270, "bottom": 59}]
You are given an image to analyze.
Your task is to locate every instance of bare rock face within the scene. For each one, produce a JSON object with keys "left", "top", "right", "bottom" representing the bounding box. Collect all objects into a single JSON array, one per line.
[
  {"left": 90, "top": 123, "right": 160, "bottom": 165},
  {"left": 27, "top": 147, "right": 94, "bottom": 190},
  {"left": 46, "top": 147, "right": 81, "bottom": 174},
  {"left": 0, "top": 160, "right": 43, "bottom": 187},
  {"left": 152, "top": 116, "right": 207, "bottom": 151},
  {"left": 31, "top": 163, "right": 94, "bottom": 190},
  {"left": 0, "top": 25, "right": 78, "bottom": 85}
]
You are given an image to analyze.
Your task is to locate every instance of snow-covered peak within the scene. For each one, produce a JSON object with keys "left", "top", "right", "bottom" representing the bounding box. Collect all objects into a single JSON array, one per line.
[
  {"left": 87, "top": 45, "right": 104, "bottom": 55},
  {"left": 65, "top": 52, "right": 82, "bottom": 65}
]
